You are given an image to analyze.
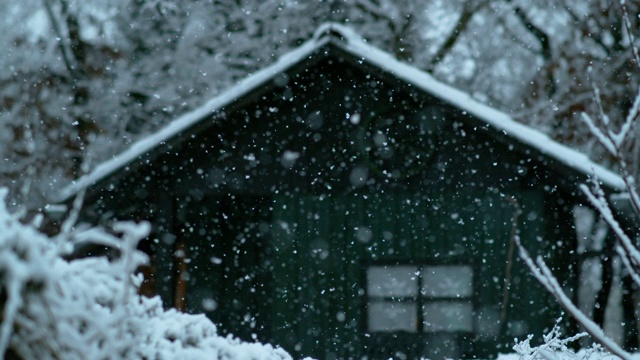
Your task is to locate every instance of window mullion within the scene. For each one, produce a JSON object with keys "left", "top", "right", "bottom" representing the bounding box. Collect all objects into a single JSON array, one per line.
[{"left": 417, "top": 266, "right": 423, "bottom": 333}]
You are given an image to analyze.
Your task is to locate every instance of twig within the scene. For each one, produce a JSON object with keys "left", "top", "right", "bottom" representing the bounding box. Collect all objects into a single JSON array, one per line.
[
  {"left": 57, "top": 152, "right": 92, "bottom": 251},
  {"left": 42, "top": 0, "right": 78, "bottom": 79},
  {"left": 18, "top": 121, "right": 36, "bottom": 218}
]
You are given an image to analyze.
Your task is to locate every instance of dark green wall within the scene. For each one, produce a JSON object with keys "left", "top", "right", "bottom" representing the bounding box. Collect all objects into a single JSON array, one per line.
[{"left": 271, "top": 190, "right": 557, "bottom": 359}]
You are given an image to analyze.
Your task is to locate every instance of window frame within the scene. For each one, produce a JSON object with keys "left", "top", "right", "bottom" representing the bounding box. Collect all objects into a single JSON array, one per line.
[{"left": 362, "top": 260, "right": 475, "bottom": 335}]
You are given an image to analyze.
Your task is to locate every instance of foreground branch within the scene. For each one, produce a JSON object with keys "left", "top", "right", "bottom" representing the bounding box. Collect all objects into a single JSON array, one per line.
[
  {"left": 516, "top": 239, "right": 631, "bottom": 359},
  {"left": 580, "top": 180, "right": 640, "bottom": 283}
]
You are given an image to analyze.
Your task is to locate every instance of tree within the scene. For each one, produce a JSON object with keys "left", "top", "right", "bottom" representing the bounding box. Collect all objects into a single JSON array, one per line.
[
  {"left": 0, "top": 0, "right": 549, "bottom": 211},
  {"left": 511, "top": 0, "right": 640, "bottom": 175},
  {"left": 0, "top": 0, "right": 126, "bottom": 211},
  {"left": 2, "top": 0, "right": 636, "bottom": 222},
  {"left": 516, "top": 3, "right": 640, "bottom": 355}
]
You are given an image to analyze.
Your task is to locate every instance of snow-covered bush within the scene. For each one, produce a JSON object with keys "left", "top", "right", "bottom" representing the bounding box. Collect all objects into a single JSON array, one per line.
[
  {"left": 0, "top": 188, "right": 291, "bottom": 360},
  {"left": 502, "top": 320, "right": 616, "bottom": 360}
]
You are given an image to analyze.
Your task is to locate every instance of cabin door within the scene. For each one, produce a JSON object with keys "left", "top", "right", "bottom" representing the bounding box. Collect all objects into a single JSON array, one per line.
[{"left": 182, "top": 196, "right": 273, "bottom": 342}]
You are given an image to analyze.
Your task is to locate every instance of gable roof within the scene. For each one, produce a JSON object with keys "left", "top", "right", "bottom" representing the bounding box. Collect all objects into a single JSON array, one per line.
[{"left": 56, "top": 23, "right": 625, "bottom": 202}]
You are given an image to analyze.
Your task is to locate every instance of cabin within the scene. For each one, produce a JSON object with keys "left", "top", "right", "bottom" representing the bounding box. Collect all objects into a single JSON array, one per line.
[{"left": 58, "top": 24, "right": 628, "bottom": 359}]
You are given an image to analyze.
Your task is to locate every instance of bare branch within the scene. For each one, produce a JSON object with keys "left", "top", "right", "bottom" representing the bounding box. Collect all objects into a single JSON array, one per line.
[
  {"left": 57, "top": 152, "right": 92, "bottom": 252},
  {"left": 352, "top": 0, "right": 415, "bottom": 61},
  {"left": 354, "top": 0, "right": 390, "bottom": 25},
  {"left": 428, "top": 2, "right": 487, "bottom": 70},
  {"left": 559, "top": 0, "right": 612, "bottom": 57},
  {"left": 511, "top": 6, "right": 552, "bottom": 62},
  {"left": 42, "top": 0, "right": 79, "bottom": 79},
  {"left": 505, "top": 3, "right": 555, "bottom": 96}
]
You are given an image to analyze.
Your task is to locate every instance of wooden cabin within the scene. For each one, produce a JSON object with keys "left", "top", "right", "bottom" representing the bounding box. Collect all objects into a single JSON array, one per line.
[{"left": 58, "top": 24, "right": 627, "bottom": 359}]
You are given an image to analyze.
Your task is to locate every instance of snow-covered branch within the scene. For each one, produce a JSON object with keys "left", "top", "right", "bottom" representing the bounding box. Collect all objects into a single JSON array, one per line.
[
  {"left": 580, "top": 112, "right": 617, "bottom": 157},
  {"left": 581, "top": 61, "right": 640, "bottom": 214},
  {"left": 580, "top": 180, "right": 640, "bottom": 283},
  {"left": 515, "top": 238, "right": 632, "bottom": 359},
  {"left": 518, "top": 19, "right": 640, "bottom": 352},
  {"left": 621, "top": 0, "right": 640, "bottom": 68}
]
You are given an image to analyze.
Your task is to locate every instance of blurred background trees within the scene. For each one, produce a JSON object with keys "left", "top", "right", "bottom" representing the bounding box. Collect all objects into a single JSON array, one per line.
[{"left": 1, "top": 0, "right": 638, "bottom": 210}]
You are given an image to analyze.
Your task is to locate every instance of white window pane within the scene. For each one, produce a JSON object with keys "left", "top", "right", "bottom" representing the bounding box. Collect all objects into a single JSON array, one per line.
[
  {"left": 422, "top": 265, "right": 473, "bottom": 298},
  {"left": 368, "top": 301, "right": 417, "bottom": 333},
  {"left": 422, "top": 302, "right": 473, "bottom": 332},
  {"left": 367, "top": 266, "right": 418, "bottom": 297}
]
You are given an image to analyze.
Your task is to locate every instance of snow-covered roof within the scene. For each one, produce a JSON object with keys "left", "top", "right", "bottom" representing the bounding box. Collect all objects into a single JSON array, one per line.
[{"left": 57, "top": 23, "right": 625, "bottom": 202}]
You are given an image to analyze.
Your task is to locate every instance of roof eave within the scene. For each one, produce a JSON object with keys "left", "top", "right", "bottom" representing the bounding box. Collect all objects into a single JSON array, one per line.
[
  {"left": 55, "top": 35, "right": 335, "bottom": 203},
  {"left": 56, "top": 23, "right": 626, "bottom": 203}
]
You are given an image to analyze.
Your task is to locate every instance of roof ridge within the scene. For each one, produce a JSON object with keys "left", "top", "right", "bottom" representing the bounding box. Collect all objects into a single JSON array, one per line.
[
  {"left": 55, "top": 23, "right": 626, "bottom": 203},
  {"left": 313, "top": 22, "right": 359, "bottom": 44}
]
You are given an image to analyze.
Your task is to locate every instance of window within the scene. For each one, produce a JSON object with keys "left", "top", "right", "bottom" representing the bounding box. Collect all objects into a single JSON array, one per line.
[{"left": 366, "top": 264, "right": 473, "bottom": 333}]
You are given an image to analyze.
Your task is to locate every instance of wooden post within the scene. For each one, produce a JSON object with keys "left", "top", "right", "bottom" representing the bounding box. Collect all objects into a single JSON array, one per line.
[{"left": 173, "top": 237, "right": 188, "bottom": 312}]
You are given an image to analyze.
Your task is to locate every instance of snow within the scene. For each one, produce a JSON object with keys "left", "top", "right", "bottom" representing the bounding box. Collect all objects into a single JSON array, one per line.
[
  {"left": 57, "top": 22, "right": 625, "bottom": 202},
  {"left": 0, "top": 188, "right": 291, "bottom": 359}
]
